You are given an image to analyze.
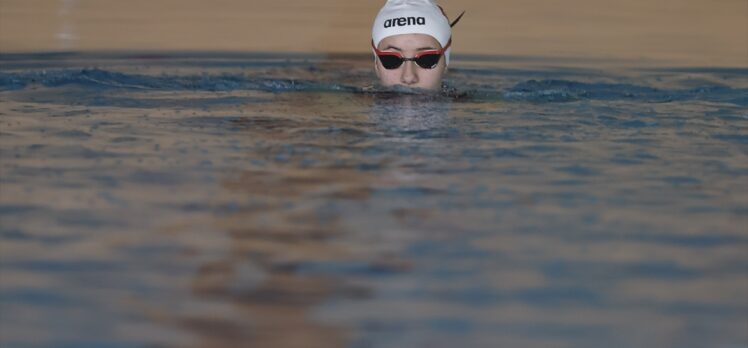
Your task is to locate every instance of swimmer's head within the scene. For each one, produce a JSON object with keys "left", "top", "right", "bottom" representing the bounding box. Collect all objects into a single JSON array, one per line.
[{"left": 371, "top": 0, "right": 457, "bottom": 91}]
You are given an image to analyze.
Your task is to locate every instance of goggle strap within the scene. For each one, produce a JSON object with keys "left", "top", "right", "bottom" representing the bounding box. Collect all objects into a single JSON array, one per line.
[{"left": 450, "top": 11, "right": 465, "bottom": 27}]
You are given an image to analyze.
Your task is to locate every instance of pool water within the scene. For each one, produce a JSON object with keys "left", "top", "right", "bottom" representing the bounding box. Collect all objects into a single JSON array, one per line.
[{"left": 1, "top": 52, "right": 747, "bottom": 348}]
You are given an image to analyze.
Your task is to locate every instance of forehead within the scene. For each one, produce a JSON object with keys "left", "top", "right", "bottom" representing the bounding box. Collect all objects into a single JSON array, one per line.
[{"left": 377, "top": 33, "right": 441, "bottom": 50}]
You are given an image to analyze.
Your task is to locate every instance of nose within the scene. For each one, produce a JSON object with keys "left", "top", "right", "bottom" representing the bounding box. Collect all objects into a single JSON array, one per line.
[{"left": 400, "top": 61, "right": 419, "bottom": 85}]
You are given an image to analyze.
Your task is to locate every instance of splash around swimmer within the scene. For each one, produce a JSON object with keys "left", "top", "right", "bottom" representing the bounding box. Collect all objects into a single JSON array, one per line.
[{"left": 371, "top": 0, "right": 464, "bottom": 91}]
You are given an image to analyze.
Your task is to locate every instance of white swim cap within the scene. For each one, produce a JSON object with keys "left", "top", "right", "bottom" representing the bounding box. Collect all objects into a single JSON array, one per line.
[{"left": 372, "top": 0, "right": 453, "bottom": 65}]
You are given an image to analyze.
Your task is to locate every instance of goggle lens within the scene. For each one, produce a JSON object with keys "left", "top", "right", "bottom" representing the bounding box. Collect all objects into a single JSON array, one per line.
[
  {"left": 379, "top": 55, "right": 405, "bottom": 69},
  {"left": 415, "top": 54, "right": 441, "bottom": 69}
]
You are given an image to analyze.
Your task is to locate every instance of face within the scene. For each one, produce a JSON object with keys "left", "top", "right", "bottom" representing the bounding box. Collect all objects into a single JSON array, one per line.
[{"left": 374, "top": 33, "right": 447, "bottom": 91}]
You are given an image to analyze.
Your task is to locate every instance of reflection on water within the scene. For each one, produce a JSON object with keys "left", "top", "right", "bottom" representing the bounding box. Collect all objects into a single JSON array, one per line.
[
  {"left": 370, "top": 93, "right": 452, "bottom": 132},
  {"left": 0, "top": 52, "right": 747, "bottom": 348}
]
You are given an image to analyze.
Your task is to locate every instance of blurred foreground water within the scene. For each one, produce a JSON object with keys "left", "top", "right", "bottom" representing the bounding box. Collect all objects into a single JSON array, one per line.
[{"left": 0, "top": 52, "right": 747, "bottom": 348}]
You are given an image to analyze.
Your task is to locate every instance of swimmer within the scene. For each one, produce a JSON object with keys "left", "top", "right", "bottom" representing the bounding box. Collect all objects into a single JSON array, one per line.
[{"left": 371, "top": 0, "right": 463, "bottom": 91}]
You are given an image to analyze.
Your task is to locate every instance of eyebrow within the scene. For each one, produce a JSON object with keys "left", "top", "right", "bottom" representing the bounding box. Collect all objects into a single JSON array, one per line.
[{"left": 383, "top": 45, "right": 437, "bottom": 51}]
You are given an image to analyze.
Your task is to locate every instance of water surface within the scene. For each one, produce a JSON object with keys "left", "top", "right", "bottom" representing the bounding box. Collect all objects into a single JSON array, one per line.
[{"left": 0, "top": 52, "right": 747, "bottom": 348}]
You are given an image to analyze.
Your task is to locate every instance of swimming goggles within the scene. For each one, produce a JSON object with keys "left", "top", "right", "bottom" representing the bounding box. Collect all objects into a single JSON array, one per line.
[{"left": 372, "top": 39, "right": 452, "bottom": 70}]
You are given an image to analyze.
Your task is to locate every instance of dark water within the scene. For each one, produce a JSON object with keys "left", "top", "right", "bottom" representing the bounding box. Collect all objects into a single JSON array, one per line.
[{"left": 1, "top": 52, "right": 747, "bottom": 348}]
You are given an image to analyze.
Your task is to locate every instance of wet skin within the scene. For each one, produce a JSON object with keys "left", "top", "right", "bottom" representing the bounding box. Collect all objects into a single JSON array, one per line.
[{"left": 374, "top": 33, "right": 447, "bottom": 91}]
